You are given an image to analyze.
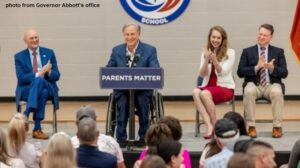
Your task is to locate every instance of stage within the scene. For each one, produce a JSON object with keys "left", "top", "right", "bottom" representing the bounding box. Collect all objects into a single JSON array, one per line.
[{"left": 0, "top": 100, "right": 299, "bottom": 167}]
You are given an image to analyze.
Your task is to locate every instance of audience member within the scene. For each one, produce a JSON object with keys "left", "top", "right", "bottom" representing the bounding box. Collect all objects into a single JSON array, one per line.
[
  {"left": 192, "top": 25, "right": 235, "bottom": 139},
  {"left": 158, "top": 116, "right": 182, "bottom": 141},
  {"left": 227, "top": 153, "right": 255, "bottom": 168},
  {"left": 71, "top": 106, "right": 125, "bottom": 168},
  {"left": 158, "top": 116, "right": 191, "bottom": 167},
  {"left": 223, "top": 111, "right": 247, "bottom": 136},
  {"left": 134, "top": 123, "right": 172, "bottom": 168},
  {"left": 0, "top": 127, "right": 25, "bottom": 168},
  {"left": 246, "top": 140, "right": 276, "bottom": 168},
  {"left": 45, "top": 132, "right": 77, "bottom": 168},
  {"left": 8, "top": 113, "right": 43, "bottom": 168},
  {"left": 279, "top": 139, "right": 300, "bottom": 168},
  {"left": 140, "top": 155, "right": 166, "bottom": 168},
  {"left": 148, "top": 138, "right": 183, "bottom": 168},
  {"left": 76, "top": 117, "right": 117, "bottom": 168},
  {"left": 139, "top": 116, "right": 191, "bottom": 168},
  {"left": 223, "top": 111, "right": 250, "bottom": 151},
  {"left": 199, "top": 139, "right": 221, "bottom": 168},
  {"left": 233, "top": 139, "right": 254, "bottom": 153},
  {"left": 237, "top": 23, "right": 288, "bottom": 138},
  {"left": 204, "top": 118, "right": 239, "bottom": 168}
]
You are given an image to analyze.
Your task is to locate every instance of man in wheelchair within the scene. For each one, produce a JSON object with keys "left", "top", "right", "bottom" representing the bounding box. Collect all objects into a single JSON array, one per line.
[{"left": 106, "top": 23, "right": 160, "bottom": 147}]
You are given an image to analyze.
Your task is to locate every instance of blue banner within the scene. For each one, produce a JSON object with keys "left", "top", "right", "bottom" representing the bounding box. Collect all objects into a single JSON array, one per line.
[{"left": 100, "top": 67, "right": 164, "bottom": 89}]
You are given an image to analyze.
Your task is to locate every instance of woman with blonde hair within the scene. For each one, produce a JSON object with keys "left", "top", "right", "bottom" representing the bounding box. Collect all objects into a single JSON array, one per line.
[
  {"left": 8, "top": 113, "right": 43, "bottom": 168},
  {"left": 0, "top": 127, "right": 25, "bottom": 168},
  {"left": 192, "top": 25, "right": 235, "bottom": 139},
  {"left": 45, "top": 132, "right": 77, "bottom": 168}
]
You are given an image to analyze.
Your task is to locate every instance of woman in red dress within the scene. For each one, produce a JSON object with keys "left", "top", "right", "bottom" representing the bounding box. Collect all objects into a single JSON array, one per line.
[{"left": 192, "top": 26, "right": 235, "bottom": 139}]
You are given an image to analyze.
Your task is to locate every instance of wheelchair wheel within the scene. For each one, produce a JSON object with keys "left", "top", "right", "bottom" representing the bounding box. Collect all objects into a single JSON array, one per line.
[
  {"left": 157, "top": 92, "right": 164, "bottom": 117},
  {"left": 105, "top": 93, "right": 117, "bottom": 137},
  {"left": 150, "top": 91, "right": 164, "bottom": 124}
]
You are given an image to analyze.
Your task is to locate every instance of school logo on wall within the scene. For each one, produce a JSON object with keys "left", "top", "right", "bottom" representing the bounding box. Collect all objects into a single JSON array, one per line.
[{"left": 120, "top": 0, "right": 190, "bottom": 25}]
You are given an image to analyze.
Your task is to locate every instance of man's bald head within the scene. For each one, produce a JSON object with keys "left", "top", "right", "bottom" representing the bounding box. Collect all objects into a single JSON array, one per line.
[{"left": 24, "top": 28, "right": 39, "bottom": 50}]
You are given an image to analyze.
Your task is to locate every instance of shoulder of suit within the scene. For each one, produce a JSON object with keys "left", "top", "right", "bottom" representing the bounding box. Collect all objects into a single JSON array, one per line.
[
  {"left": 15, "top": 49, "right": 28, "bottom": 57},
  {"left": 39, "top": 46, "right": 54, "bottom": 52},
  {"left": 139, "top": 41, "right": 156, "bottom": 51},
  {"left": 244, "top": 45, "right": 257, "bottom": 50},
  {"left": 268, "top": 45, "right": 283, "bottom": 51},
  {"left": 114, "top": 43, "right": 126, "bottom": 48}
]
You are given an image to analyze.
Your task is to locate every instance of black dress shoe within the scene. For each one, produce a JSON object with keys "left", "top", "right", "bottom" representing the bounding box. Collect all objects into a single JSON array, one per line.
[
  {"left": 136, "top": 139, "right": 146, "bottom": 148},
  {"left": 117, "top": 140, "right": 127, "bottom": 148}
]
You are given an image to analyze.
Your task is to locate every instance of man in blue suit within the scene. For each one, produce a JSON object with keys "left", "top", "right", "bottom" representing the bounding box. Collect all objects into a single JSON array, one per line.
[
  {"left": 106, "top": 23, "right": 160, "bottom": 147},
  {"left": 15, "top": 28, "right": 60, "bottom": 139},
  {"left": 237, "top": 24, "right": 288, "bottom": 138}
]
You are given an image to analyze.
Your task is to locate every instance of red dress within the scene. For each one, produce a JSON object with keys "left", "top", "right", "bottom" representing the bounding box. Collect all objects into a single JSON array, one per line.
[{"left": 198, "top": 65, "right": 233, "bottom": 104}]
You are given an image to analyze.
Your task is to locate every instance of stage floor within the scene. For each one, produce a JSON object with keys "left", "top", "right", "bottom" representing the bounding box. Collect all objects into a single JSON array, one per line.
[{"left": 1, "top": 100, "right": 300, "bottom": 122}]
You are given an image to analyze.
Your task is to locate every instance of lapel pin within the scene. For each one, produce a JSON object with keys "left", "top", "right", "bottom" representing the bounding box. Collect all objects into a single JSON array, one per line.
[{"left": 43, "top": 55, "right": 46, "bottom": 58}]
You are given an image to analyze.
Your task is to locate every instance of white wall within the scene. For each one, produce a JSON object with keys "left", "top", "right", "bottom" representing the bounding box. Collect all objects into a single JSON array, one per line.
[{"left": 0, "top": 0, "right": 298, "bottom": 96}]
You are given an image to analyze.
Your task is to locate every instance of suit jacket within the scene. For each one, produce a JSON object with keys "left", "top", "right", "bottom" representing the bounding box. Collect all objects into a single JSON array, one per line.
[
  {"left": 106, "top": 41, "right": 160, "bottom": 68},
  {"left": 14, "top": 46, "right": 60, "bottom": 110},
  {"left": 237, "top": 44, "right": 288, "bottom": 89}
]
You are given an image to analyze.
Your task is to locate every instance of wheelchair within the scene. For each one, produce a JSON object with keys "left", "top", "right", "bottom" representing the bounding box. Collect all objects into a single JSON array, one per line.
[{"left": 105, "top": 90, "right": 164, "bottom": 137}]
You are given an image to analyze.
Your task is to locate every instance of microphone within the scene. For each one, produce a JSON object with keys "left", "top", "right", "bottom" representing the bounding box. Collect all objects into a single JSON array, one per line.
[
  {"left": 132, "top": 54, "right": 140, "bottom": 67},
  {"left": 125, "top": 53, "right": 131, "bottom": 67}
]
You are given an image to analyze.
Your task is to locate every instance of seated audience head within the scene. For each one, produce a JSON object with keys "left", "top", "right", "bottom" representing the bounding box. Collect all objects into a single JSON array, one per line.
[
  {"left": 145, "top": 123, "right": 172, "bottom": 147},
  {"left": 0, "top": 127, "right": 13, "bottom": 165},
  {"left": 77, "top": 117, "right": 99, "bottom": 145},
  {"left": 246, "top": 140, "right": 276, "bottom": 168},
  {"left": 233, "top": 138, "right": 254, "bottom": 153},
  {"left": 8, "top": 113, "right": 29, "bottom": 154},
  {"left": 76, "top": 105, "right": 97, "bottom": 124},
  {"left": 227, "top": 153, "right": 255, "bottom": 168},
  {"left": 158, "top": 116, "right": 182, "bottom": 141},
  {"left": 45, "top": 132, "right": 77, "bottom": 168},
  {"left": 223, "top": 111, "right": 247, "bottom": 136},
  {"left": 214, "top": 118, "right": 239, "bottom": 148},
  {"left": 140, "top": 155, "right": 166, "bottom": 168},
  {"left": 148, "top": 138, "right": 183, "bottom": 168}
]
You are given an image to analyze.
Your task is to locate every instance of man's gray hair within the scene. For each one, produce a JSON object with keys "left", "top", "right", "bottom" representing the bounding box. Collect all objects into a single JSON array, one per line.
[
  {"left": 77, "top": 117, "right": 98, "bottom": 143},
  {"left": 122, "top": 22, "right": 141, "bottom": 33}
]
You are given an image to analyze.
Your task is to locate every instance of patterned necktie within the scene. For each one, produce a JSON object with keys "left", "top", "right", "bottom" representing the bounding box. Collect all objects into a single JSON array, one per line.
[
  {"left": 32, "top": 51, "right": 38, "bottom": 73},
  {"left": 259, "top": 47, "right": 267, "bottom": 87}
]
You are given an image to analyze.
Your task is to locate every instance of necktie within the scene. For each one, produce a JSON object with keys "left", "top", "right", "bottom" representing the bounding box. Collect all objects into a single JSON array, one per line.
[
  {"left": 32, "top": 51, "right": 38, "bottom": 73},
  {"left": 259, "top": 47, "right": 267, "bottom": 87}
]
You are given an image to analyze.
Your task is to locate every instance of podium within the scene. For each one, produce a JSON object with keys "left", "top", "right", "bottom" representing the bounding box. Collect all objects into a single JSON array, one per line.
[{"left": 100, "top": 67, "right": 164, "bottom": 148}]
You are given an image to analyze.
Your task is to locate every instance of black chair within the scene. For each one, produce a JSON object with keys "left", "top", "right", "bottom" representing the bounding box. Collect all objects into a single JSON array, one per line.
[
  {"left": 17, "top": 98, "right": 57, "bottom": 134},
  {"left": 195, "top": 76, "right": 235, "bottom": 137},
  {"left": 105, "top": 90, "right": 164, "bottom": 137}
]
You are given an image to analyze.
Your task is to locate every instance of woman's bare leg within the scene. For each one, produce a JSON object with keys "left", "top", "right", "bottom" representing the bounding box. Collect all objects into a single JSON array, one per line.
[
  {"left": 192, "top": 88, "right": 213, "bottom": 136},
  {"left": 200, "top": 90, "right": 217, "bottom": 126}
]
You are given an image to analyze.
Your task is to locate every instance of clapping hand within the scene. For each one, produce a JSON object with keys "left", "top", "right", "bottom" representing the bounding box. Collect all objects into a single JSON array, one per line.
[
  {"left": 264, "top": 59, "right": 275, "bottom": 71},
  {"left": 203, "top": 46, "right": 217, "bottom": 64},
  {"left": 38, "top": 60, "right": 52, "bottom": 76},
  {"left": 257, "top": 54, "right": 266, "bottom": 69}
]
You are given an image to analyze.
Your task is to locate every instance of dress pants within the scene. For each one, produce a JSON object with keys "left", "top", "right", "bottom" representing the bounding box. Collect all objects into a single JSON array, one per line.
[
  {"left": 22, "top": 77, "right": 50, "bottom": 131},
  {"left": 243, "top": 82, "right": 283, "bottom": 127},
  {"left": 114, "top": 90, "right": 151, "bottom": 141}
]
